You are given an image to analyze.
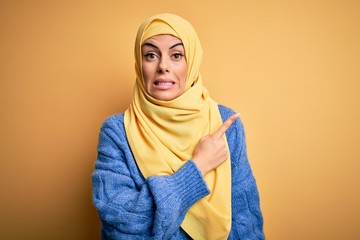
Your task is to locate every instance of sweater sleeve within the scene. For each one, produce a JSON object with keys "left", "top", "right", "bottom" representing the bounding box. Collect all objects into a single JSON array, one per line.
[
  {"left": 92, "top": 115, "right": 209, "bottom": 240},
  {"left": 219, "top": 105, "right": 265, "bottom": 240}
]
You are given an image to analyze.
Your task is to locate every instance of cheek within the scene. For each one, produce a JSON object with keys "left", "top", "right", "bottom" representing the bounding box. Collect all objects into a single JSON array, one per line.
[
  {"left": 142, "top": 64, "right": 152, "bottom": 84},
  {"left": 180, "top": 63, "right": 188, "bottom": 86}
]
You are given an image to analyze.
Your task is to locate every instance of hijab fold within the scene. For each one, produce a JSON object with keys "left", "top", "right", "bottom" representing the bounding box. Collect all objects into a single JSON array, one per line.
[{"left": 124, "top": 13, "right": 232, "bottom": 239}]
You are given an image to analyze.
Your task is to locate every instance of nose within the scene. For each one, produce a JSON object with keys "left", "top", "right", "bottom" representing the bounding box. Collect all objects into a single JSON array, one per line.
[{"left": 157, "top": 57, "right": 170, "bottom": 73}]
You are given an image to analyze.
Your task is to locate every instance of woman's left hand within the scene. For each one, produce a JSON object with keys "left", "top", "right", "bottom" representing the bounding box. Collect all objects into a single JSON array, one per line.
[{"left": 192, "top": 113, "right": 240, "bottom": 176}]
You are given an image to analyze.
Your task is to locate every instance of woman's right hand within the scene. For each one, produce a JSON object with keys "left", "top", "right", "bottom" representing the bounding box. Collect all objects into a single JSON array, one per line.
[{"left": 192, "top": 113, "right": 239, "bottom": 176}]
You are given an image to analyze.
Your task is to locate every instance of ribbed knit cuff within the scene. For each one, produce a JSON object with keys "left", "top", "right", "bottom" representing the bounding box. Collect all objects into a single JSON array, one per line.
[
  {"left": 147, "top": 160, "right": 210, "bottom": 212},
  {"left": 170, "top": 160, "right": 210, "bottom": 208}
]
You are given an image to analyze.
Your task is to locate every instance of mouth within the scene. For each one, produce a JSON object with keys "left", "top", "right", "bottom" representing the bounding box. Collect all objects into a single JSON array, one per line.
[
  {"left": 152, "top": 79, "right": 176, "bottom": 90},
  {"left": 154, "top": 80, "right": 175, "bottom": 86}
]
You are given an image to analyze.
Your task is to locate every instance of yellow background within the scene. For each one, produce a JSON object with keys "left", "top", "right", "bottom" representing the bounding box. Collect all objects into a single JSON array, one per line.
[{"left": 1, "top": 0, "right": 359, "bottom": 239}]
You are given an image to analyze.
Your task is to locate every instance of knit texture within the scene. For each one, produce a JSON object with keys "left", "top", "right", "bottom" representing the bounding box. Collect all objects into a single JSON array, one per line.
[{"left": 92, "top": 105, "right": 265, "bottom": 239}]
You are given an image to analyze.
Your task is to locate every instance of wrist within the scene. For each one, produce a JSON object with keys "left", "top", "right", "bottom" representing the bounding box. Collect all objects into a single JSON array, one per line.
[{"left": 192, "top": 157, "right": 207, "bottom": 176}]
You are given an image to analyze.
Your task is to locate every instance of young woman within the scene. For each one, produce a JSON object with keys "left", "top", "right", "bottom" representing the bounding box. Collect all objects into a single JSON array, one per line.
[{"left": 92, "top": 13, "right": 264, "bottom": 239}]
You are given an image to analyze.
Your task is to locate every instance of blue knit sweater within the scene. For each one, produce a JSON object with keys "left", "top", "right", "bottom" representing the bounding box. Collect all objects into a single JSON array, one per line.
[{"left": 92, "top": 105, "right": 264, "bottom": 239}]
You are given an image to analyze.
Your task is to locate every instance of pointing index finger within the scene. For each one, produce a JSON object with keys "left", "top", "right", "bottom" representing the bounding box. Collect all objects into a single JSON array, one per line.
[{"left": 213, "top": 113, "right": 240, "bottom": 138}]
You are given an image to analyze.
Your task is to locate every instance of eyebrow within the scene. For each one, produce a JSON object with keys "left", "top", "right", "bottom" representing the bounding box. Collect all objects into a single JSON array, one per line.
[{"left": 142, "top": 42, "right": 184, "bottom": 50}]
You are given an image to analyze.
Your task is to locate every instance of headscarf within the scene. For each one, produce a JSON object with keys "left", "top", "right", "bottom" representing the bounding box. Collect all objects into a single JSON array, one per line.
[{"left": 124, "top": 13, "right": 231, "bottom": 239}]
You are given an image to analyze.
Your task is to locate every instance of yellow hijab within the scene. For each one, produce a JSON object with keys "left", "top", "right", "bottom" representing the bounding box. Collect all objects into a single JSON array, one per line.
[{"left": 124, "top": 13, "right": 231, "bottom": 239}]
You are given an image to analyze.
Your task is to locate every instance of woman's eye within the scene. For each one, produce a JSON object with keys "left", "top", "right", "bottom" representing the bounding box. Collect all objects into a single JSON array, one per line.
[
  {"left": 144, "top": 53, "right": 157, "bottom": 60},
  {"left": 172, "top": 53, "right": 183, "bottom": 60}
]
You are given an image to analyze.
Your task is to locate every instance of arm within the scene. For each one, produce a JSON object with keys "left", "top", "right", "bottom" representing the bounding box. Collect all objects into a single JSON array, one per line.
[
  {"left": 220, "top": 106, "right": 265, "bottom": 239},
  {"left": 92, "top": 115, "right": 209, "bottom": 239}
]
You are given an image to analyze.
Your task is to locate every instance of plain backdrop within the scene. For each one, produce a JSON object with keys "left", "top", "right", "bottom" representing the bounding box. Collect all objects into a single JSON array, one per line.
[{"left": 1, "top": 0, "right": 359, "bottom": 239}]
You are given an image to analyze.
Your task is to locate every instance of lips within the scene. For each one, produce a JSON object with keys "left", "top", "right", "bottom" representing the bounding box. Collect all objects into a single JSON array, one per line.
[
  {"left": 154, "top": 80, "right": 175, "bottom": 85},
  {"left": 153, "top": 79, "right": 175, "bottom": 89}
]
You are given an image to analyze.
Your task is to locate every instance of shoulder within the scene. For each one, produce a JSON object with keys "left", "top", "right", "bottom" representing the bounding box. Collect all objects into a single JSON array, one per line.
[
  {"left": 102, "top": 113, "right": 125, "bottom": 126},
  {"left": 100, "top": 113, "right": 125, "bottom": 131},
  {"left": 98, "top": 113, "right": 127, "bottom": 142}
]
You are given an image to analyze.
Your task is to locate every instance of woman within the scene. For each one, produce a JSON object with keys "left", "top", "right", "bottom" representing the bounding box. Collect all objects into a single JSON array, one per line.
[{"left": 92, "top": 13, "right": 264, "bottom": 239}]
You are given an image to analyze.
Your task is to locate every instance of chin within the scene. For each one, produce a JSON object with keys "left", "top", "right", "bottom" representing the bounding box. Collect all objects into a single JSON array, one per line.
[
  {"left": 155, "top": 96, "right": 177, "bottom": 101},
  {"left": 152, "top": 93, "right": 179, "bottom": 101}
]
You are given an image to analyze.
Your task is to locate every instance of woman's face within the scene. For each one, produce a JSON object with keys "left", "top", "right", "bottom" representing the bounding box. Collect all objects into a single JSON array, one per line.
[{"left": 141, "top": 34, "right": 187, "bottom": 101}]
